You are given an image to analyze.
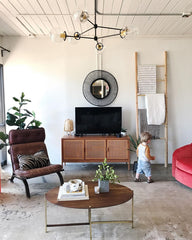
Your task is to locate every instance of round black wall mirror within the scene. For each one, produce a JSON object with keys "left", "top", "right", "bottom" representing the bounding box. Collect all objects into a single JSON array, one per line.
[{"left": 83, "top": 70, "right": 118, "bottom": 106}]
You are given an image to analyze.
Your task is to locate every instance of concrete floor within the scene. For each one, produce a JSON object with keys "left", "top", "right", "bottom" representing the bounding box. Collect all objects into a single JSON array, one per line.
[
  {"left": 1, "top": 163, "right": 192, "bottom": 240},
  {"left": 62, "top": 162, "right": 174, "bottom": 182},
  {"left": 1, "top": 162, "right": 174, "bottom": 183}
]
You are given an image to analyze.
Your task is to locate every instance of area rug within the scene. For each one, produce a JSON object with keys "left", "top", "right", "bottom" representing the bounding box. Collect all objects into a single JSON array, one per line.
[{"left": 0, "top": 178, "right": 192, "bottom": 240}]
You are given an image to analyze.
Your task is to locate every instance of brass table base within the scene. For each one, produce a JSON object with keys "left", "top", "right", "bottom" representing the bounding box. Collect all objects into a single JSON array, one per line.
[{"left": 45, "top": 196, "right": 134, "bottom": 240}]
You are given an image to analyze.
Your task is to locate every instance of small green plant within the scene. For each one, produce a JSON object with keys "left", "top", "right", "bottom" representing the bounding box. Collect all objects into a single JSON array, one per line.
[
  {"left": 93, "top": 158, "right": 120, "bottom": 183},
  {"left": 6, "top": 92, "right": 42, "bottom": 129},
  {"left": 0, "top": 132, "right": 9, "bottom": 150},
  {"left": 121, "top": 128, "right": 127, "bottom": 133},
  {"left": 128, "top": 134, "right": 140, "bottom": 152}
]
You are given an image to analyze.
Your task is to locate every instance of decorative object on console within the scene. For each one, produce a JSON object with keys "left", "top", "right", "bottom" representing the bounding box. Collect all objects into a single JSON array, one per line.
[
  {"left": 121, "top": 128, "right": 127, "bottom": 137},
  {"left": 83, "top": 70, "right": 118, "bottom": 106},
  {"left": 50, "top": 0, "right": 129, "bottom": 51},
  {"left": 93, "top": 158, "right": 119, "bottom": 193},
  {"left": 64, "top": 119, "right": 74, "bottom": 135}
]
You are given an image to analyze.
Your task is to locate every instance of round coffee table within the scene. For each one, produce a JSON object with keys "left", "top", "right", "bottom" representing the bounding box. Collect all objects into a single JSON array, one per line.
[{"left": 45, "top": 182, "right": 134, "bottom": 239}]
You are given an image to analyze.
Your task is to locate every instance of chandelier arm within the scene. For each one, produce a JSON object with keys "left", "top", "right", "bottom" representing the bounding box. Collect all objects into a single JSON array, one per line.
[
  {"left": 0, "top": 46, "right": 10, "bottom": 57},
  {"left": 81, "top": 26, "right": 95, "bottom": 35},
  {"left": 79, "top": 36, "right": 95, "bottom": 40},
  {"left": 87, "top": 18, "right": 94, "bottom": 26},
  {"left": 98, "top": 25, "right": 121, "bottom": 31},
  {"left": 97, "top": 33, "right": 121, "bottom": 39}
]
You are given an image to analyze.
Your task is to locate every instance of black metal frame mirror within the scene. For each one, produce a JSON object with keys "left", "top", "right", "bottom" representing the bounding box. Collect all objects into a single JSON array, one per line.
[{"left": 83, "top": 70, "right": 118, "bottom": 106}]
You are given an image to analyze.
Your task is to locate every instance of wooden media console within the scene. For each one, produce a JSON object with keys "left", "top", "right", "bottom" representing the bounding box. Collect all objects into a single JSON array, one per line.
[{"left": 61, "top": 135, "right": 130, "bottom": 170}]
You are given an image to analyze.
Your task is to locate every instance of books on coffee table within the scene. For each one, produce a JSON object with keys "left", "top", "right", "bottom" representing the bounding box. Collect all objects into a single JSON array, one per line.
[{"left": 57, "top": 180, "right": 89, "bottom": 201}]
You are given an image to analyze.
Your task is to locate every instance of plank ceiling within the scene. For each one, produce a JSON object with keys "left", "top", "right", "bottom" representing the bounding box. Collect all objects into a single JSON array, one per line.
[{"left": 0, "top": 0, "right": 192, "bottom": 38}]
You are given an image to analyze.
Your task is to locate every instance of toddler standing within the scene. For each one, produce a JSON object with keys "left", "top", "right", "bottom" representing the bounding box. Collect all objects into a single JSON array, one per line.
[{"left": 135, "top": 132, "right": 155, "bottom": 183}]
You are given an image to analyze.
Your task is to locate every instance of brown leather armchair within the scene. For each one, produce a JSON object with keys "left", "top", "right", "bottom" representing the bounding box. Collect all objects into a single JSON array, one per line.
[{"left": 9, "top": 128, "right": 64, "bottom": 198}]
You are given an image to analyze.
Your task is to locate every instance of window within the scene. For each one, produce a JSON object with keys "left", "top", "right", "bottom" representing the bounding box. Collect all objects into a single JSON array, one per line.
[
  {"left": 0, "top": 64, "right": 7, "bottom": 166},
  {"left": 0, "top": 64, "right": 5, "bottom": 129}
]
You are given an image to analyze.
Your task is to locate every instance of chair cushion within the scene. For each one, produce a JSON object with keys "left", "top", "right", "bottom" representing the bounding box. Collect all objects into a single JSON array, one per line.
[
  {"left": 15, "top": 164, "right": 63, "bottom": 179},
  {"left": 176, "top": 157, "right": 192, "bottom": 175},
  {"left": 18, "top": 150, "right": 50, "bottom": 170}
]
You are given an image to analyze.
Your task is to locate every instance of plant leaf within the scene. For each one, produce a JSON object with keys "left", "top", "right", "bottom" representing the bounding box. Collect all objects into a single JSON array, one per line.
[
  {"left": 128, "top": 135, "right": 138, "bottom": 150},
  {"left": 21, "top": 92, "right": 25, "bottom": 101},
  {"left": 23, "top": 99, "right": 31, "bottom": 102},
  {"left": 13, "top": 97, "right": 19, "bottom": 102},
  {"left": 6, "top": 112, "right": 18, "bottom": 122},
  {"left": 24, "top": 109, "right": 33, "bottom": 115},
  {"left": 12, "top": 106, "right": 19, "bottom": 111},
  {"left": 0, "top": 132, "right": 8, "bottom": 143}
]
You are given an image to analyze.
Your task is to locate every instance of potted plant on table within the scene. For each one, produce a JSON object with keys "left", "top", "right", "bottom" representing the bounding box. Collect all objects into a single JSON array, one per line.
[{"left": 93, "top": 158, "right": 119, "bottom": 193}]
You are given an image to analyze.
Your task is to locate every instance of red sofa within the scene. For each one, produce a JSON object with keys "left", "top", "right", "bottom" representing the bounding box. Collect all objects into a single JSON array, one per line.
[{"left": 172, "top": 143, "right": 192, "bottom": 188}]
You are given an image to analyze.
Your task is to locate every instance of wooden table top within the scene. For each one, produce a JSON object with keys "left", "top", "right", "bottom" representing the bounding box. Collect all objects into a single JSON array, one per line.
[{"left": 45, "top": 182, "right": 133, "bottom": 209}]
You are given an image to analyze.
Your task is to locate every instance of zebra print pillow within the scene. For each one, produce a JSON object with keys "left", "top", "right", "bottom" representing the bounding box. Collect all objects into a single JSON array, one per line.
[{"left": 18, "top": 150, "right": 50, "bottom": 170}]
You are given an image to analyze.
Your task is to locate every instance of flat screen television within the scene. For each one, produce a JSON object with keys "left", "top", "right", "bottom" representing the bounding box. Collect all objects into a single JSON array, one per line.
[{"left": 75, "top": 107, "right": 122, "bottom": 135}]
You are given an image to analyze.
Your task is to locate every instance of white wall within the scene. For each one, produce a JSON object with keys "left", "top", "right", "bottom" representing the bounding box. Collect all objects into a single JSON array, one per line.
[{"left": 2, "top": 36, "right": 192, "bottom": 165}]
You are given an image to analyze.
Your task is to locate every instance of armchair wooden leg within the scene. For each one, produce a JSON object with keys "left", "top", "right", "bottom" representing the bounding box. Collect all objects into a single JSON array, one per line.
[
  {"left": 22, "top": 179, "right": 31, "bottom": 198},
  {"left": 10, "top": 174, "right": 15, "bottom": 183},
  {"left": 56, "top": 172, "right": 64, "bottom": 185}
]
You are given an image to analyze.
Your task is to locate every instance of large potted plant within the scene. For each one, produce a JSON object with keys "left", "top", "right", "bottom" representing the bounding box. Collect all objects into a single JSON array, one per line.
[
  {"left": 0, "top": 132, "right": 9, "bottom": 166},
  {"left": 0, "top": 132, "right": 8, "bottom": 150},
  {"left": 128, "top": 134, "right": 140, "bottom": 172},
  {"left": 0, "top": 92, "right": 42, "bottom": 151},
  {"left": 6, "top": 92, "right": 41, "bottom": 129},
  {"left": 93, "top": 158, "right": 119, "bottom": 193}
]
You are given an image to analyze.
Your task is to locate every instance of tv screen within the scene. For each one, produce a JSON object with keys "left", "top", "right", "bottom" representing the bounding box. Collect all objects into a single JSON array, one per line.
[{"left": 75, "top": 107, "right": 122, "bottom": 135}]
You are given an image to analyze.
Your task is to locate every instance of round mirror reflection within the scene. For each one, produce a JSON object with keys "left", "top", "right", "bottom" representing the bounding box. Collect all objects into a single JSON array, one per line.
[
  {"left": 91, "top": 79, "right": 110, "bottom": 99},
  {"left": 83, "top": 70, "right": 118, "bottom": 106}
]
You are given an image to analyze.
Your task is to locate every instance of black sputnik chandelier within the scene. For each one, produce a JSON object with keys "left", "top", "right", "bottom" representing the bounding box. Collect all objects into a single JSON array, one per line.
[{"left": 58, "top": 0, "right": 128, "bottom": 51}]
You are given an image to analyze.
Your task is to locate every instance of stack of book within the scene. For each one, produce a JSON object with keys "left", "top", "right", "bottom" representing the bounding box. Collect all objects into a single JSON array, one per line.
[{"left": 57, "top": 179, "right": 89, "bottom": 201}]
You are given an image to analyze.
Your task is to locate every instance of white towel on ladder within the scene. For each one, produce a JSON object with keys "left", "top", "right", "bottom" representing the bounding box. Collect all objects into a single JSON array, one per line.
[{"left": 145, "top": 94, "right": 165, "bottom": 125}]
